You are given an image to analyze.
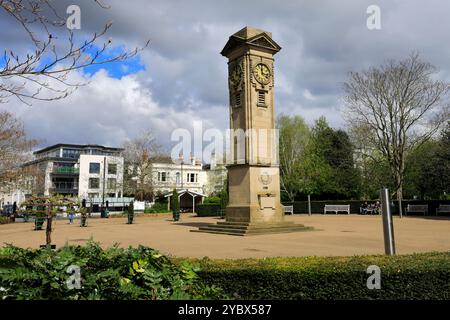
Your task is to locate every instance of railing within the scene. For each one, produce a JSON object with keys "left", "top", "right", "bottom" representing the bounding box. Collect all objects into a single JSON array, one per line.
[{"left": 52, "top": 167, "right": 79, "bottom": 174}]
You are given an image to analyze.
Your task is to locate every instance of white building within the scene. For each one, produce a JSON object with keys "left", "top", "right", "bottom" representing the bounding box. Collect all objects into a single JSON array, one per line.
[
  {"left": 148, "top": 154, "right": 227, "bottom": 196},
  {"left": 21, "top": 144, "right": 124, "bottom": 200}
]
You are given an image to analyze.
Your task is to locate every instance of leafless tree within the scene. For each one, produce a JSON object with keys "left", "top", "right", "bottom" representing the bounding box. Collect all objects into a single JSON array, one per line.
[
  {"left": 0, "top": 111, "right": 38, "bottom": 181},
  {"left": 122, "top": 130, "right": 166, "bottom": 201},
  {"left": 0, "top": 0, "right": 149, "bottom": 105},
  {"left": 343, "top": 52, "right": 450, "bottom": 217}
]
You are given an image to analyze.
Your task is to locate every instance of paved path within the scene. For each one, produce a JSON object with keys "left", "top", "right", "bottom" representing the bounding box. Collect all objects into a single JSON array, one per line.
[{"left": 1, "top": 214, "right": 449, "bottom": 259}]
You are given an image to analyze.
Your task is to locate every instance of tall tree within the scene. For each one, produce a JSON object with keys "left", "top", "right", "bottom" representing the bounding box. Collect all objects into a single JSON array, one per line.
[
  {"left": 310, "top": 117, "right": 360, "bottom": 199},
  {"left": 277, "top": 114, "right": 310, "bottom": 201},
  {"left": 122, "top": 130, "right": 165, "bottom": 201},
  {"left": 343, "top": 53, "right": 449, "bottom": 216},
  {"left": 0, "top": 0, "right": 148, "bottom": 105}
]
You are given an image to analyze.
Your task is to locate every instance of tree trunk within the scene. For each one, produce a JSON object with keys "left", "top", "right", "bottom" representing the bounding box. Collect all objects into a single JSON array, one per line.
[
  {"left": 46, "top": 205, "right": 52, "bottom": 247},
  {"left": 397, "top": 184, "right": 403, "bottom": 219}
]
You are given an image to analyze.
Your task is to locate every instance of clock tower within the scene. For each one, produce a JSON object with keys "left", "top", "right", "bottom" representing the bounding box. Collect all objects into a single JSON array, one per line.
[{"left": 194, "top": 27, "right": 311, "bottom": 235}]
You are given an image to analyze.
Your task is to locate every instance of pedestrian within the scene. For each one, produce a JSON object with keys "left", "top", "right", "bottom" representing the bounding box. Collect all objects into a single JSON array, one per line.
[{"left": 68, "top": 206, "right": 75, "bottom": 224}]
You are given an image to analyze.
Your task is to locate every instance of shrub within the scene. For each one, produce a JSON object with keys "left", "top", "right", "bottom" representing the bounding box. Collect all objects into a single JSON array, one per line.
[
  {"left": 0, "top": 216, "right": 10, "bottom": 224},
  {"left": 0, "top": 242, "right": 225, "bottom": 300},
  {"left": 203, "top": 197, "right": 221, "bottom": 204},
  {"left": 195, "top": 204, "right": 222, "bottom": 217},
  {"left": 144, "top": 203, "right": 170, "bottom": 214},
  {"left": 194, "top": 252, "right": 450, "bottom": 300}
]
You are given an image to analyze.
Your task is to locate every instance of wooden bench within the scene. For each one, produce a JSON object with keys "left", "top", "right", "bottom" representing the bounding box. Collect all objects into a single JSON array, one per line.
[
  {"left": 324, "top": 204, "right": 350, "bottom": 215},
  {"left": 283, "top": 205, "right": 294, "bottom": 215},
  {"left": 436, "top": 204, "right": 450, "bottom": 216},
  {"left": 405, "top": 204, "right": 428, "bottom": 216}
]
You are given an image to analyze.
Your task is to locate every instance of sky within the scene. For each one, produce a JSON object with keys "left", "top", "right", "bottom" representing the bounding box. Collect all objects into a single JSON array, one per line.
[{"left": 1, "top": 0, "right": 450, "bottom": 161}]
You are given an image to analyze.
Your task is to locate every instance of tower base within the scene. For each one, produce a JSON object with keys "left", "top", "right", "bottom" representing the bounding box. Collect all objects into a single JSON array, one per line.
[{"left": 191, "top": 220, "right": 313, "bottom": 236}]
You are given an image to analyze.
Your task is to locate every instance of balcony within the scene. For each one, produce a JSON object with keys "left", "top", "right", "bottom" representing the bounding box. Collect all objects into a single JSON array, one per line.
[{"left": 52, "top": 167, "right": 79, "bottom": 175}]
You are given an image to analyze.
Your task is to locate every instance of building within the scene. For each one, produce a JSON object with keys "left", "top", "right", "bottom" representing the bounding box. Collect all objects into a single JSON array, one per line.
[
  {"left": 22, "top": 143, "right": 124, "bottom": 199},
  {"left": 148, "top": 153, "right": 227, "bottom": 196}
]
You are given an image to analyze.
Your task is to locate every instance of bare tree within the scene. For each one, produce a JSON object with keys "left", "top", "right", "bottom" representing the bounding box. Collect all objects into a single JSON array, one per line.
[
  {"left": 343, "top": 53, "right": 450, "bottom": 217},
  {"left": 0, "top": 111, "right": 38, "bottom": 182},
  {"left": 122, "top": 130, "right": 166, "bottom": 201},
  {"left": 0, "top": 0, "right": 149, "bottom": 105}
]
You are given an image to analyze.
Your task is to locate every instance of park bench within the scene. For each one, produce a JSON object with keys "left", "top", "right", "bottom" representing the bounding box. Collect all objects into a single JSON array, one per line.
[
  {"left": 405, "top": 204, "right": 428, "bottom": 216},
  {"left": 436, "top": 204, "right": 450, "bottom": 216},
  {"left": 324, "top": 204, "right": 350, "bottom": 215},
  {"left": 283, "top": 205, "right": 294, "bottom": 215}
]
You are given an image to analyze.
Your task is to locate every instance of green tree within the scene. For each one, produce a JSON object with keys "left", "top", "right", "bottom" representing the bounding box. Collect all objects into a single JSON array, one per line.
[
  {"left": 277, "top": 114, "right": 310, "bottom": 201},
  {"left": 310, "top": 117, "right": 361, "bottom": 199},
  {"left": 171, "top": 189, "right": 180, "bottom": 221}
]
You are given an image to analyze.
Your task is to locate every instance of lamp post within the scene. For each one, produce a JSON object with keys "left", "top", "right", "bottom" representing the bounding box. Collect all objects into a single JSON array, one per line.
[{"left": 179, "top": 153, "right": 184, "bottom": 189}]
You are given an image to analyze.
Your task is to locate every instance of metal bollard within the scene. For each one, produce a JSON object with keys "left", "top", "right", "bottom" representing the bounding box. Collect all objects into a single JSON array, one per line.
[{"left": 380, "top": 188, "right": 396, "bottom": 255}]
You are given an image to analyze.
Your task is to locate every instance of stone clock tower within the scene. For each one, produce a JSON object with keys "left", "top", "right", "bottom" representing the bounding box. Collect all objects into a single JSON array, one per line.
[{"left": 195, "top": 27, "right": 311, "bottom": 235}]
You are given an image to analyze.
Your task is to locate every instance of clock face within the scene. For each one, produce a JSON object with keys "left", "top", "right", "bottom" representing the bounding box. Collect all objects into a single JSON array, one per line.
[
  {"left": 229, "top": 65, "right": 242, "bottom": 87},
  {"left": 253, "top": 63, "right": 271, "bottom": 84}
]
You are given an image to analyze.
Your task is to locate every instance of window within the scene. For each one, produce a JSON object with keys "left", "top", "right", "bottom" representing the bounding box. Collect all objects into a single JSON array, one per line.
[
  {"left": 108, "top": 163, "right": 117, "bottom": 174},
  {"left": 107, "top": 178, "right": 116, "bottom": 189},
  {"left": 187, "top": 173, "right": 195, "bottom": 183},
  {"left": 62, "top": 148, "right": 80, "bottom": 159},
  {"left": 235, "top": 92, "right": 241, "bottom": 107},
  {"left": 107, "top": 193, "right": 116, "bottom": 198},
  {"left": 257, "top": 90, "right": 266, "bottom": 106},
  {"left": 195, "top": 173, "right": 198, "bottom": 183},
  {"left": 158, "top": 172, "right": 167, "bottom": 182},
  {"left": 89, "top": 178, "right": 100, "bottom": 189},
  {"left": 88, "top": 193, "right": 99, "bottom": 198},
  {"left": 176, "top": 172, "right": 180, "bottom": 184},
  {"left": 89, "top": 162, "right": 100, "bottom": 174}
]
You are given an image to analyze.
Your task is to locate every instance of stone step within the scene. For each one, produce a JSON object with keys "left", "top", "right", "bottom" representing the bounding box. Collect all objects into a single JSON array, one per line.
[{"left": 192, "top": 224, "right": 313, "bottom": 236}]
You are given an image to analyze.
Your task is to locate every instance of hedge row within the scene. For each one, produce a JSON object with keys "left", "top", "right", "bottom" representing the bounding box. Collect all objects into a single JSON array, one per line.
[
  {"left": 194, "top": 252, "right": 450, "bottom": 300},
  {"left": 282, "top": 199, "right": 450, "bottom": 215},
  {"left": 195, "top": 204, "right": 223, "bottom": 217}
]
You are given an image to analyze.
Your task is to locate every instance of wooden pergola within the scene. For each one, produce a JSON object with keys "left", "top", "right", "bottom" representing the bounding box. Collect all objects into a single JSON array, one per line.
[{"left": 164, "top": 189, "right": 206, "bottom": 213}]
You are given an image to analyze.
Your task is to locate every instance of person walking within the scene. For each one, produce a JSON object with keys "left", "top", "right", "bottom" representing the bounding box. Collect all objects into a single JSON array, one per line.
[{"left": 68, "top": 206, "right": 75, "bottom": 224}]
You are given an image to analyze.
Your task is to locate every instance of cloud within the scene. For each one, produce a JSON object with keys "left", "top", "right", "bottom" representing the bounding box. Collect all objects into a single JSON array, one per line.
[{"left": 1, "top": 0, "right": 450, "bottom": 158}]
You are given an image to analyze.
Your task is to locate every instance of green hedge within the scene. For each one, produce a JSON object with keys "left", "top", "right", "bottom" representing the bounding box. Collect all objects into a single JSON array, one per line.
[
  {"left": 144, "top": 203, "right": 170, "bottom": 214},
  {"left": 195, "top": 204, "right": 222, "bottom": 217},
  {"left": 195, "top": 252, "right": 450, "bottom": 300},
  {"left": 283, "top": 199, "right": 450, "bottom": 215}
]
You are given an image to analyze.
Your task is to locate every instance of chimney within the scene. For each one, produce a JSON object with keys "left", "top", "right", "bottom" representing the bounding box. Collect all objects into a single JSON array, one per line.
[{"left": 189, "top": 152, "right": 195, "bottom": 165}]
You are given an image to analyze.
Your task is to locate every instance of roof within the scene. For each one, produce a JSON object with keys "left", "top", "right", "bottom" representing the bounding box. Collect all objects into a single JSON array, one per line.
[
  {"left": 163, "top": 189, "right": 206, "bottom": 198},
  {"left": 221, "top": 26, "right": 281, "bottom": 57},
  {"left": 34, "top": 143, "right": 124, "bottom": 155}
]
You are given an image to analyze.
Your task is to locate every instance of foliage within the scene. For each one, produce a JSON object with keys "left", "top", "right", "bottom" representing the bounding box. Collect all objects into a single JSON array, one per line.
[
  {"left": 277, "top": 114, "right": 311, "bottom": 201},
  {"left": 195, "top": 252, "right": 450, "bottom": 300},
  {"left": 219, "top": 188, "right": 228, "bottom": 209},
  {"left": 310, "top": 117, "right": 361, "bottom": 199},
  {"left": 203, "top": 197, "right": 221, "bottom": 205},
  {"left": 172, "top": 189, "right": 180, "bottom": 221},
  {"left": 144, "top": 203, "right": 170, "bottom": 214},
  {"left": 0, "top": 216, "right": 10, "bottom": 224},
  {"left": 0, "top": 242, "right": 225, "bottom": 300},
  {"left": 195, "top": 204, "right": 222, "bottom": 217}
]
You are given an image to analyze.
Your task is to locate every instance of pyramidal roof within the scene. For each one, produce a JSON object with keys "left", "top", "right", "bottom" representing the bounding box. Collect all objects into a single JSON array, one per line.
[
  {"left": 221, "top": 26, "right": 281, "bottom": 57},
  {"left": 233, "top": 26, "right": 273, "bottom": 40}
]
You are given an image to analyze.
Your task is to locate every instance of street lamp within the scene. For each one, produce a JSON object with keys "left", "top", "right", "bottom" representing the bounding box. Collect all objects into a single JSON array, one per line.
[{"left": 179, "top": 152, "right": 184, "bottom": 189}]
